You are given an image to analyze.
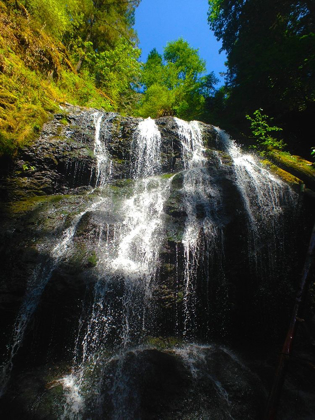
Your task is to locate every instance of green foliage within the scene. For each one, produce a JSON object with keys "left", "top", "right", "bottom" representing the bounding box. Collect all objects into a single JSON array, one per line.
[
  {"left": 136, "top": 38, "right": 218, "bottom": 120},
  {"left": 66, "top": 0, "right": 140, "bottom": 72},
  {"left": 246, "top": 109, "right": 286, "bottom": 151},
  {"left": 207, "top": 0, "right": 315, "bottom": 153},
  {"left": 56, "top": 70, "right": 112, "bottom": 109},
  {"left": 136, "top": 84, "right": 176, "bottom": 118},
  {"left": 0, "top": 0, "right": 140, "bottom": 156},
  {"left": 22, "top": 0, "right": 82, "bottom": 39},
  {"left": 93, "top": 38, "right": 141, "bottom": 112}
]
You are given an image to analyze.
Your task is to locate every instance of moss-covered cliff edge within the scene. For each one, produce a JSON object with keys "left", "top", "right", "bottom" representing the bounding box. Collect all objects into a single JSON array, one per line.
[{"left": 0, "top": 108, "right": 314, "bottom": 420}]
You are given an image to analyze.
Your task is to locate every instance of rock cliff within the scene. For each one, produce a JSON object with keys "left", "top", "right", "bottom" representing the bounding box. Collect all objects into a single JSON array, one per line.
[{"left": 0, "top": 105, "right": 314, "bottom": 419}]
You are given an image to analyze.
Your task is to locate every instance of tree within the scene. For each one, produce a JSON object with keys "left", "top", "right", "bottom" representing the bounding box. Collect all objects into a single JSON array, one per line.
[
  {"left": 136, "top": 38, "right": 218, "bottom": 120},
  {"left": 4, "top": 0, "right": 142, "bottom": 113},
  {"left": 207, "top": 0, "right": 315, "bottom": 154},
  {"left": 68, "top": 0, "right": 140, "bottom": 72},
  {"left": 94, "top": 37, "right": 141, "bottom": 112},
  {"left": 20, "top": 0, "right": 82, "bottom": 39}
]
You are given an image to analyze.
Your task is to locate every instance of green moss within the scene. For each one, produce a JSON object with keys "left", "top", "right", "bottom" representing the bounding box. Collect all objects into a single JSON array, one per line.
[
  {"left": 176, "top": 291, "right": 184, "bottom": 304},
  {"left": 166, "top": 228, "right": 184, "bottom": 243},
  {"left": 113, "top": 158, "right": 125, "bottom": 164},
  {"left": 0, "top": 3, "right": 112, "bottom": 157},
  {"left": 162, "top": 263, "right": 175, "bottom": 273},
  {"left": 87, "top": 251, "right": 98, "bottom": 268},
  {"left": 67, "top": 242, "right": 88, "bottom": 271},
  {"left": 263, "top": 150, "right": 315, "bottom": 188},
  {"left": 145, "top": 336, "right": 183, "bottom": 349},
  {"left": 160, "top": 173, "right": 174, "bottom": 179},
  {"left": 269, "top": 150, "right": 315, "bottom": 178},
  {"left": 8, "top": 194, "right": 69, "bottom": 215},
  {"left": 261, "top": 159, "right": 302, "bottom": 185}
]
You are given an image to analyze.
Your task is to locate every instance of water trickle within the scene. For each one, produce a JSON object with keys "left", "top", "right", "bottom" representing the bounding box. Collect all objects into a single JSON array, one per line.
[
  {"left": 175, "top": 117, "right": 207, "bottom": 170},
  {"left": 0, "top": 198, "right": 103, "bottom": 396},
  {"left": 216, "top": 127, "right": 298, "bottom": 280},
  {"left": 60, "top": 117, "right": 172, "bottom": 417},
  {"left": 92, "top": 112, "right": 112, "bottom": 187},
  {"left": 175, "top": 118, "right": 224, "bottom": 339},
  {"left": 0, "top": 112, "right": 110, "bottom": 396}
]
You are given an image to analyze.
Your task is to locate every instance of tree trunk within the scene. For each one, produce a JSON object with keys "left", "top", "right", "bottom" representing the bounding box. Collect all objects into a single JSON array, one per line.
[
  {"left": 75, "top": 32, "right": 91, "bottom": 73},
  {"left": 264, "top": 221, "right": 315, "bottom": 420}
]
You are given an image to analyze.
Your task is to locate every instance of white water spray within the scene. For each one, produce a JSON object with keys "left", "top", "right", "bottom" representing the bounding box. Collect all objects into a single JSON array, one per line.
[
  {"left": 92, "top": 112, "right": 112, "bottom": 187},
  {"left": 60, "top": 118, "right": 173, "bottom": 418},
  {"left": 215, "top": 127, "right": 297, "bottom": 279},
  {"left": 175, "top": 118, "right": 224, "bottom": 339}
]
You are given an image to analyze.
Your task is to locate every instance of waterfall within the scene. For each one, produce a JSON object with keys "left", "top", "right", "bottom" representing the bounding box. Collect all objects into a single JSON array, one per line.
[
  {"left": 60, "top": 118, "right": 173, "bottom": 418},
  {"left": 92, "top": 112, "right": 113, "bottom": 188},
  {"left": 215, "top": 127, "right": 297, "bottom": 281},
  {"left": 175, "top": 118, "right": 224, "bottom": 339},
  {"left": 0, "top": 111, "right": 110, "bottom": 396},
  {"left": 0, "top": 113, "right": 302, "bottom": 419},
  {"left": 131, "top": 117, "right": 162, "bottom": 178}
]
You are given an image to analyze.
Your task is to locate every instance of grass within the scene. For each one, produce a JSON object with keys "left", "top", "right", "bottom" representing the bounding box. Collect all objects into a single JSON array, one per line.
[
  {"left": 265, "top": 149, "right": 315, "bottom": 189},
  {"left": 0, "top": 1, "right": 112, "bottom": 157}
]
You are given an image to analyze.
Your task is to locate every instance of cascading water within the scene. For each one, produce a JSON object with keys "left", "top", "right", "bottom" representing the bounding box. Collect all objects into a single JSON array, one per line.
[
  {"left": 215, "top": 127, "right": 298, "bottom": 281},
  {"left": 59, "top": 119, "right": 298, "bottom": 418},
  {"left": 0, "top": 112, "right": 304, "bottom": 420},
  {"left": 92, "top": 112, "right": 113, "bottom": 188},
  {"left": 131, "top": 117, "right": 162, "bottom": 179},
  {"left": 60, "top": 117, "right": 173, "bottom": 418},
  {"left": 0, "top": 111, "right": 111, "bottom": 396},
  {"left": 175, "top": 118, "right": 224, "bottom": 339}
]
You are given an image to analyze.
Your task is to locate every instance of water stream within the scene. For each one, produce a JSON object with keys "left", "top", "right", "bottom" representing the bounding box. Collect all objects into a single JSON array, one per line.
[
  {"left": 60, "top": 117, "right": 173, "bottom": 418},
  {"left": 0, "top": 116, "right": 300, "bottom": 418},
  {"left": 216, "top": 127, "right": 297, "bottom": 281},
  {"left": 0, "top": 111, "right": 111, "bottom": 396},
  {"left": 175, "top": 118, "right": 224, "bottom": 339}
]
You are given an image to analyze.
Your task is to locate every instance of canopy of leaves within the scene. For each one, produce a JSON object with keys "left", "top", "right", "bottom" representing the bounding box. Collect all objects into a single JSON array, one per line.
[
  {"left": 21, "top": 0, "right": 82, "bottom": 39},
  {"left": 94, "top": 38, "right": 141, "bottom": 112},
  {"left": 246, "top": 109, "right": 286, "bottom": 151},
  {"left": 136, "top": 38, "right": 218, "bottom": 120},
  {"left": 0, "top": 0, "right": 141, "bottom": 156},
  {"left": 208, "top": 0, "right": 315, "bottom": 155}
]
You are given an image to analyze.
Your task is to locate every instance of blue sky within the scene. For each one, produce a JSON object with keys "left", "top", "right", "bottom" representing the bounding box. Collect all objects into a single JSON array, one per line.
[{"left": 134, "top": 0, "right": 227, "bottom": 86}]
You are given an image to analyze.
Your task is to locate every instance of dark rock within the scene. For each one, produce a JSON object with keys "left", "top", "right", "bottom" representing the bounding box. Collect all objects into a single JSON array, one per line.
[
  {"left": 0, "top": 345, "right": 267, "bottom": 420},
  {"left": 0, "top": 105, "right": 313, "bottom": 419}
]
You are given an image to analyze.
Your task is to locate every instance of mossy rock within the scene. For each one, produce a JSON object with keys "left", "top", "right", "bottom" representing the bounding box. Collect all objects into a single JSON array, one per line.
[{"left": 267, "top": 150, "right": 315, "bottom": 190}]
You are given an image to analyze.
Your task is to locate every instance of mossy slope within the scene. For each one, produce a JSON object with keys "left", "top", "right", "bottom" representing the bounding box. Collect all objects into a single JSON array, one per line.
[{"left": 0, "top": 1, "right": 111, "bottom": 156}]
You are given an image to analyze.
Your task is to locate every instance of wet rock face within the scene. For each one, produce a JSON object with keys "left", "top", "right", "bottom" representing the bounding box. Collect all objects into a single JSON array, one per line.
[
  {"left": 0, "top": 106, "right": 313, "bottom": 420},
  {"left": 99, "top": 346, "right": 266, "bottom": 420},
  {"left": 0, "top": 107, "right": 303, "bottom": 349},
  {"left": 0, "top": 345, "right": 266, "bottom": 420},
  {"left": 0, "top": 109, "right": 223, "bottom": 359},
  {"left": 2, "top": 108, "right": 219, "bottom": 202}
]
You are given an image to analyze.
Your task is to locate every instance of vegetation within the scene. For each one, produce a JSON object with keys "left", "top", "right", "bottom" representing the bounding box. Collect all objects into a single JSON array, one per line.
[
  {"left": 135, "top": 39, "right": 218, "bottom": 120},
  {"left": 246, "top": 109, "right": 285, "bottom": 152},
  {"left": 207, "top": 0, "right": 315, "bottom": 157},
  {"left": 0, "top": 0, "right": 140, "bottom": 156},
  {"left": 1, "top": 0, "right": 315, "bottom": 165}
]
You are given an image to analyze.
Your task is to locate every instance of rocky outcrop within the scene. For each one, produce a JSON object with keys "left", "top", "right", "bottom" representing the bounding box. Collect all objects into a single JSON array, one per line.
[
  {"left": 1, "top": 106, "right": 221, "bottom": 202},
  {"left": 0, "top": 345, "right": 266, "bottom": 420},
  {"left": 0, "top": 105, "right": 314, "bottom": 420}
]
